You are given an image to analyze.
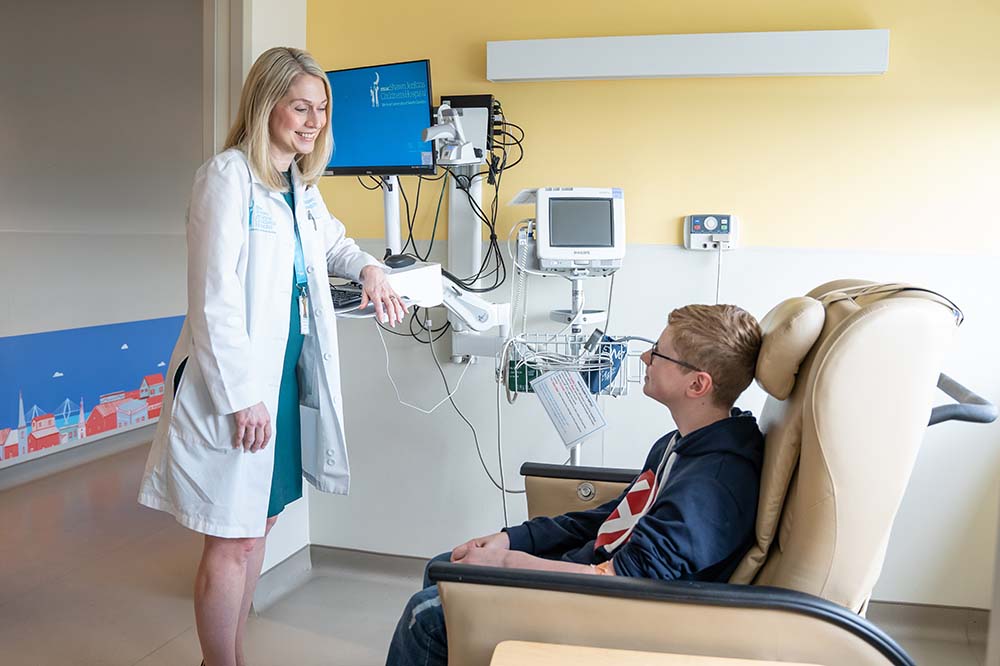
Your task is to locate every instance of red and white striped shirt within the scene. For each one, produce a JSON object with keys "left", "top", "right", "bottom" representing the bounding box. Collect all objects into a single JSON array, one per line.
[{"left": 594, "top": 434, "right": 679, "bottom": 553}]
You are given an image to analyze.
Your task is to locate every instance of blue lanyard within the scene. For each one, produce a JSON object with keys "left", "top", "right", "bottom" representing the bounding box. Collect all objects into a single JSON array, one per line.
[
  {"left": 293, "top": 220, "right": 308, "bottom": 292},
  {"left": 285, "top": 174, "right": 308, "bottom": 294}
]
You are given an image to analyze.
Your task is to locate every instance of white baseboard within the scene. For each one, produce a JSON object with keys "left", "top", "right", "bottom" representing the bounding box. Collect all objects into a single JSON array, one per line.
[
  {"left": 253, "top": 545, "right": 426, "bottom": 613},
  {"left": 868, "top": 600, "right": 988, "bottom": 645}
]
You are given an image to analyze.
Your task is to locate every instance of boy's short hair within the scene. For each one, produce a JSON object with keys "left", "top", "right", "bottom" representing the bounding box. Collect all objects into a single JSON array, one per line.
[{"left": 668, "top": 304, "right": 763, "bottom": 408}]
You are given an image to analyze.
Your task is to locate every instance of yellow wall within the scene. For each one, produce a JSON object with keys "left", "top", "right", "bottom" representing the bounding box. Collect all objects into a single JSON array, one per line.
[{"left": 307, "top": 1, "right": 1000, "bottom": 253}]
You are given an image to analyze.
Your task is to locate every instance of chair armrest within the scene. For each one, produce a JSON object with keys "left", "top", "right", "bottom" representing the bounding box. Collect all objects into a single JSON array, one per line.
[
  {"left": 429, "top": 562, "right": 914, "bottom": 666},
  {"left": 929, "top": 373, "right": 999, "bottom": 425},
  {"left": 519, "top": 463, "right": 638, "bottom": 519},
  {"left": 520, "top": 462, "right": 639, "bottom": 484}
]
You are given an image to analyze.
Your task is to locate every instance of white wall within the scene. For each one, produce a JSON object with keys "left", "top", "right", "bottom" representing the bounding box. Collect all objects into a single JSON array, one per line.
[
  {"left": 0, "top": 0, "right": 201, "bottom": 337},
  {"left": 310, "top": 239, "right": 1000, "bottom": 608}
]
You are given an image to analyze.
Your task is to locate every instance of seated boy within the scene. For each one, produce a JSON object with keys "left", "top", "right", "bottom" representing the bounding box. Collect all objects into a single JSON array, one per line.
[{"left": 386, "top": 304, "right": 765, "bottom": 666}]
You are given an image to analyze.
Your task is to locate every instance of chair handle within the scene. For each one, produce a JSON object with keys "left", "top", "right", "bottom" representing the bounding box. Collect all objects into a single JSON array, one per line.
[
  {"left": 520, "top": 462, "right": 639, "bottom": 484},
  {"left": 929, "top": 373, "right": 998, "bottom": 426}
]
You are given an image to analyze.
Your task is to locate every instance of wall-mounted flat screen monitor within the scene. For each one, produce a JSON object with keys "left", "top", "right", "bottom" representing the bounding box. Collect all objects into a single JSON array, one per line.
[{"left": 324, "top": 59, "right": 435, "bottom": 176}]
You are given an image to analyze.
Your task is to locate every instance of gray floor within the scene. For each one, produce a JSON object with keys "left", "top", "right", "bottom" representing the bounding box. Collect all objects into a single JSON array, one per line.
[{"left": 0, "top": 443, "right": 988, "bottom": 665}]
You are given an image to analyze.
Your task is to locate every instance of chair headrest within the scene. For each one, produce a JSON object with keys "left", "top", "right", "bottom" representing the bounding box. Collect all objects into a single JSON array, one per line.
[{"left": 755, "top": 297, "right": 826, "bottom": 400}]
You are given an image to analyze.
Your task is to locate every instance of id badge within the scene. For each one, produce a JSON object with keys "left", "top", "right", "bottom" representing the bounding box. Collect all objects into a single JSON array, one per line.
[{"left": 298, "top": 290, "right": 311, "bottom": 336}]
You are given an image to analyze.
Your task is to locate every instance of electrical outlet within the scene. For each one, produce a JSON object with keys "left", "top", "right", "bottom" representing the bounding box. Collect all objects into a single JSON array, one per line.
[{"left": 683, "top": 214, "right": 740, "bottom": 251}]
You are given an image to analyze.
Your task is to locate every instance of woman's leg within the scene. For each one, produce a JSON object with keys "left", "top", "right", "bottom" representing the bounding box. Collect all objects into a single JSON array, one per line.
[
  {"left": 234, "top": 516, "right": 278, "bottom": 666},
  {"left": 194, "top": 532, "right": 263, "bottom": 666}
]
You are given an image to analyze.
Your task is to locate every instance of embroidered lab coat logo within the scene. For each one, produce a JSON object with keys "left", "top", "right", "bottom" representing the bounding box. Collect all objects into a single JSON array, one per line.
[{"left": 249, "top": 205, "right": 276, "bottom": 234}]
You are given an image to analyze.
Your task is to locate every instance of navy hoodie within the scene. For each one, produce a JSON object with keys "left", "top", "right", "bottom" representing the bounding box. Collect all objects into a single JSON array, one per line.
[{"left": 504, "top": 409, "right": 763, "bottom": 582}]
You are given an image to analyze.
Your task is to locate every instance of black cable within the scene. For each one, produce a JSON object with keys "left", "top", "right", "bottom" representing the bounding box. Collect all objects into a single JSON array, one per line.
[
  {"left": 420, "top": 176, "right": 448, "bottom": 261},
  {"left": 357, "top": 176, "right": 381, "bottom": 191},
  {"left": 442, "top": 168, "right": 507, "bottom": 291},
  {"left": 409, "top": 176, "right": 427, "bottom": 259},
  {"left": 397, "top": 178, "right": 415, "bottom": 255}
]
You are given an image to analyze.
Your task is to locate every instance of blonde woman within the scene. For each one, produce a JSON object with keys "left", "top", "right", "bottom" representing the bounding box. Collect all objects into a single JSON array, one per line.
[{"left": 138, "top": 47, "right": 405, "bottom": 666}]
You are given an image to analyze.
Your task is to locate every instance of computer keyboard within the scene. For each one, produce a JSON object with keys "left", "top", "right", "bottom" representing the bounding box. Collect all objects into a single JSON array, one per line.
[{"left": 330, "top": 284, "right": 363, "bottom": 310}]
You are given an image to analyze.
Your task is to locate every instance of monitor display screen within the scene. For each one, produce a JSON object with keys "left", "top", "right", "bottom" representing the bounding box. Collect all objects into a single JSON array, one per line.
[
  {"left": 325, "top": 59, "right": 434, "bottom": 175},
  {"left": 549, "top": 199, "right": 615, "bottom": 247}
]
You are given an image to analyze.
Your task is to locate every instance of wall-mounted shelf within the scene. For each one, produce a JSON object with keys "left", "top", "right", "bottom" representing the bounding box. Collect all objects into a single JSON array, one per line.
[{"left": 487, "top": 29, "right": 889, "bottom": 82}]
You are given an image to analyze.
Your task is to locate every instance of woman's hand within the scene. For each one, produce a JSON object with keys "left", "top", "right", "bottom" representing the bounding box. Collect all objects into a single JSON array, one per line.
[
  {"left": 359, "top": 264, "right": 407, "bottom": 326},
  {"left": 234, "top": 402, "right": 271, "bottom": 453}
]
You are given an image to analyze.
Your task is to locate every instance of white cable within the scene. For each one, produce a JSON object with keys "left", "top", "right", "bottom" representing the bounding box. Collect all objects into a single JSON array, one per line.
[
  {"left": 375, "top": 321, "right": 472, "bottom": 414},
  {"left": 599, "top": 394, "right": 606, "bottom": 467},
  {"left": 496, "top": 364, "right": 509, "bottom": 527},
  {"left": 605, "top": 273, "right": 616, "bottom": 335},
  {"left": 715, "top": 243, "right": 723, "bottom": 305},
  {"left": 427, "top": 326, "right": 525, "bottom": 495}
]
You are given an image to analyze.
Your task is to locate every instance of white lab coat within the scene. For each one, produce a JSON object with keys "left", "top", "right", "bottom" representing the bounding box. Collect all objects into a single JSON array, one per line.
[{"left": 138, "top": 148, "right": 381, "bottom": 538}]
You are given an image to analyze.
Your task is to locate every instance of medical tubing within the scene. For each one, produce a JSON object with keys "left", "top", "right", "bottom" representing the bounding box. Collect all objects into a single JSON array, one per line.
[
  {"left": 507, "top": 223, "right": 532, "bottom": 336},
  {"left": 375, "top": 321, "right": 472, "bottom": 414}
]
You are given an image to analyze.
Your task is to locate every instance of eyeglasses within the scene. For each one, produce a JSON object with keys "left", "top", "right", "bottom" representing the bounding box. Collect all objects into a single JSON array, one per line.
[{"left": 649, "top": 342, "right": 703, "bottom": 373}]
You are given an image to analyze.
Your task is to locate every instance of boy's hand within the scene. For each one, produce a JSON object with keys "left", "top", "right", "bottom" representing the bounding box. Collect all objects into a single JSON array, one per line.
[
  {"left": 452, "top": 544, "right": 509, "bottom": 568},
  {"left": 450, "top": 532, "right": 510, "bottom": 562}
]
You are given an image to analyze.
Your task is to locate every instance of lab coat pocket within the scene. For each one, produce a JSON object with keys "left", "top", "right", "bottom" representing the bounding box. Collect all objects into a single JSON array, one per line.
[
  {"left": 170, "top": 360, "right": 237, "bottom": 451},
  {"left": 300, "top": 405, "right": 325, "bottom": 468},
  {"left": 297, "top": 359, "right": 321, "bottom": 410}
]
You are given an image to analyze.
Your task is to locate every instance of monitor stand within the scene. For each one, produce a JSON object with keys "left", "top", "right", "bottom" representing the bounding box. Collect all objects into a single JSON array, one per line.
[
  {"left": 380, "top": 175, "right": 402, "bottom": 258},
  {"left": 446, "top": 164, "right": 483, "bottom": 290}
]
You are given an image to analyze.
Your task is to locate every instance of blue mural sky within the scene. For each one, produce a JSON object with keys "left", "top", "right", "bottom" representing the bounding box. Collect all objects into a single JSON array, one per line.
[{"left": 0, "top": 316, "right": 184, "bottom": 431}]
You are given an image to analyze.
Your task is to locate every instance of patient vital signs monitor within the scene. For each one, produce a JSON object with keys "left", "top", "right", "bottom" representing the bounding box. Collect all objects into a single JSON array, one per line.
[
  {"left": 324, "top": 59, "right": 435, "bottom": 176},
  {"left": 526, "top": 187, "right": 626, "bottom": 276}
]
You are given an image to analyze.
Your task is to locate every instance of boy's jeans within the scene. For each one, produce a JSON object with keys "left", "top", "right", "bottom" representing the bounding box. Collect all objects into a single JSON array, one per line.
[{"left": 385, "top": 553, "right": 451, "bottom": 666}]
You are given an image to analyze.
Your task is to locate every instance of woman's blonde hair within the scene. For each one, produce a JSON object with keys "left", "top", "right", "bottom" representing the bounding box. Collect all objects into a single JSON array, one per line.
[
  {"left": 224, "top": 47, "right": 332, "bottom": 191},
  {"left": 668, "top": 304, "right": 763, "bottom": 409}
]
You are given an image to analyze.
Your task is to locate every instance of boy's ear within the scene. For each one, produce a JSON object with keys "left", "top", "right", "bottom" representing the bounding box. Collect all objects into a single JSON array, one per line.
[{"left": 686, "top": 371, "right": 714, "bottom": 400}]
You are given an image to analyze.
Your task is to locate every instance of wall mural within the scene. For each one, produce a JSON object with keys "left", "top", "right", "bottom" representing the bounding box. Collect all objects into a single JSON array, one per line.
[{"left": 0, "top": 316, "right": 184, "bottom": 469}]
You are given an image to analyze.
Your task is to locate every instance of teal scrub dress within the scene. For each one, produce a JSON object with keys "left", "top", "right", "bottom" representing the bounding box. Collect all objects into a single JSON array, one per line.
[{"left": 267, "top": 175, "right": 305, "bottom": 517}]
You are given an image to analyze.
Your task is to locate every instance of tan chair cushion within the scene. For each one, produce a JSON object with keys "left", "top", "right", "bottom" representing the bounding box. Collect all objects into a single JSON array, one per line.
[
  {"left": 755, "top": 297, "right": 826, "bottom": 400},
  {"left": 735, "top": 288, "right": 957, "bottom": 612}
]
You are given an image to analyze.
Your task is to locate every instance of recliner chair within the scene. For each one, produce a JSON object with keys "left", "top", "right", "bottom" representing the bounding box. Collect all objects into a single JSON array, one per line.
[{"left": 429, "top": 281, "right": 997, "bottom": 665}]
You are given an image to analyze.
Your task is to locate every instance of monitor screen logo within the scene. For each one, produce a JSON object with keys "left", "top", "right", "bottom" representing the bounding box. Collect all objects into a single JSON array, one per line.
[{"left": 370, "top": 72, "right": 380, "bottom": 108}]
